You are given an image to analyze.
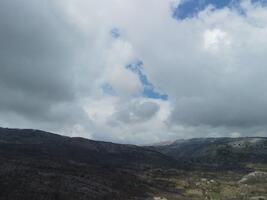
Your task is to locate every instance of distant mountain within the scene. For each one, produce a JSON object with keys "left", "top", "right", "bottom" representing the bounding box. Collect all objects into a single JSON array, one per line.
[
  {"left": 150, "top": 137, "right": 267, "bottom": 170},
  {"left": 0, "top": 127, "right": 176, "bottom": 200}
]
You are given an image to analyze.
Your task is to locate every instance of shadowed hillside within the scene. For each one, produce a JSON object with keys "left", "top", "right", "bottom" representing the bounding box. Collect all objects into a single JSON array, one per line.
[
  {"left": 0, "top": 128, "right": 267, "bottom": 200},
  {"left": 0, "top": 127, "right": 177, "bottom": 200}
]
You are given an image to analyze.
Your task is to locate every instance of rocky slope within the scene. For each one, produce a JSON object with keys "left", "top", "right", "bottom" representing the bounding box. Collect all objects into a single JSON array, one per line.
[
  {"left": 0, "top": 127, "right": 176, "bottom": 200},
  {"left": 150, "top": 137, "right": 267, "bottom": 170},
  {"left": 0, "top": 128, "right": 267, "bottom": 199}
]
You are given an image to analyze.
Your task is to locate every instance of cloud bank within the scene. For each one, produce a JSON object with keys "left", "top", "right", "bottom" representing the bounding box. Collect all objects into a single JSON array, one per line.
[{"left": 0, "top": 0, "right": 267, "bottom": 144}]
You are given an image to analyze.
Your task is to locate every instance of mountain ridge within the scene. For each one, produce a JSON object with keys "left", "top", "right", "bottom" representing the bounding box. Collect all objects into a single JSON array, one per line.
[
  {"left": 0, "top": 127, "right": 267, "bottom": 199},
  {"left": 0, "top": 127, "right": 180, "bottom": 200},
  {"left": 150, "top": 136, "right": 267, "bottom": 170}
]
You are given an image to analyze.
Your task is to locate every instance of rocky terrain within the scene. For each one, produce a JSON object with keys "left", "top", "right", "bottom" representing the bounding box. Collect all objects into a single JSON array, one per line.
[
  {"left": 150, "top": 137, "right": 267, "bottom": 170},
  {"left": 0, "top": 127, "right": 267, "bottom": 199},
  {"left": 0, "top": 127, "right": 178, "bottom": 200}
]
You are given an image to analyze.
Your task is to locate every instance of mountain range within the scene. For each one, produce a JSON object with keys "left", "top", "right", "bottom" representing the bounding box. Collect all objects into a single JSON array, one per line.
[
  {"left": 149, "top": 137, "right": 267, "bottom": 170},
  {"left": 0, "top": 127, "right": 266, "bottom": 200}
]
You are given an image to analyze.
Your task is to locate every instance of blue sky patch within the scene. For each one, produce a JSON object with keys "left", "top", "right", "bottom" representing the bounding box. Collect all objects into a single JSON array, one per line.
[
  {"left": 110, "top": 28, "right": 121, "bottom": 39},
  {"left": 126, "top": 60, "right": 168, "bottom": 101},
  {"left": 173, "top": 0, "right": 232, "bottom": 20},
  {"left": 252, "top": 0, "right": 267, "bottom": 6},
  {"left": 173, "top": 0, "right": 266, "bottom": 20}
]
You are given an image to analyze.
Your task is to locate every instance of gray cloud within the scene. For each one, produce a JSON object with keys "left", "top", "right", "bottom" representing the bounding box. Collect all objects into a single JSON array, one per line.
[
  {"left": 0, "top": 0, "right": 90, "bottom": 131},
  {"left": 0, "top": 0, "right": 267, "bottom": 144},
  {"left": 169, "top": 95, "right": 267, "bottom": 128}
]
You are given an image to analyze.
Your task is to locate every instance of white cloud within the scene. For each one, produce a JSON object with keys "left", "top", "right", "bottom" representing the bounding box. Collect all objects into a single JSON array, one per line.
[{"left": 203, "top": 28, "right": 232, "bottom": 51}]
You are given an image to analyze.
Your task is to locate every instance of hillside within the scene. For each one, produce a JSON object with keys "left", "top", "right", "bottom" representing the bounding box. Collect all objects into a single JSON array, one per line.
[
  {"left": 0, "top": 127, "right": 176, "bottom": 200},
  {"left": 0, "top": 128, "right": 267, "bottom": 200},
  {"left": 150, "top": 137, "right": 267, "bottom": 170}
]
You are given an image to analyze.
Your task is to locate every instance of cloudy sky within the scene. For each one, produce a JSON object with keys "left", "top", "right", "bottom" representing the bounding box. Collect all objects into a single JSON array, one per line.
[{"left": 1, "top": 0, "right": 267, "bottom": 144}]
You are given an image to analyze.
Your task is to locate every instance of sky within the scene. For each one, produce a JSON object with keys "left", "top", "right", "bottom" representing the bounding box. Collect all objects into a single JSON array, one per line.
[{"left": 0, "top": 0, "right": 267, "bottom": 144}]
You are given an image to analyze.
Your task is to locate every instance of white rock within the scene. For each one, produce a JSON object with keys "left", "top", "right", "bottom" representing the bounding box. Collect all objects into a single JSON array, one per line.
[{"left": 239, "top": 171, "right": 267, "bottom": 184}]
